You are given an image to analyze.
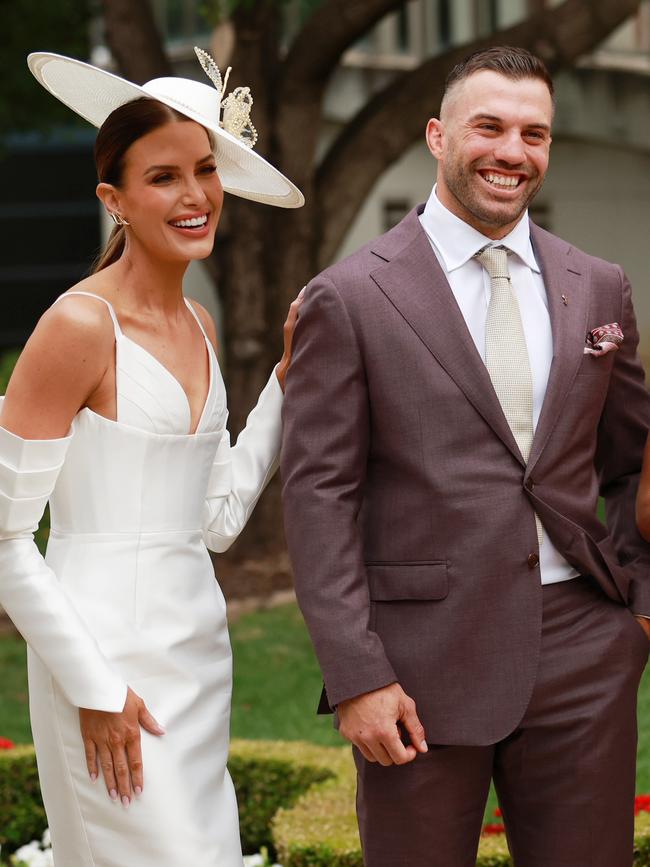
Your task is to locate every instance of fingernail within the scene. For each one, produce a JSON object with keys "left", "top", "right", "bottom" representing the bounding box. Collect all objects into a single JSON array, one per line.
[
  {"left": 298, "top": 286, "right": 306, "bottom": 298},
  {"left": 134, "top": 786, "right": 142, "bottom": 798},
  {"left": 109, "top": 789, "right": 118, "bottom": 801},
  {"left": 90, "top": 772, "right": 97, "bottom": 783},
  {"left": 421, "top": 741, "right": 428, "bottom": 752},
  {"left": 121, "top": 795, "right": 130, "bottom": 808}
]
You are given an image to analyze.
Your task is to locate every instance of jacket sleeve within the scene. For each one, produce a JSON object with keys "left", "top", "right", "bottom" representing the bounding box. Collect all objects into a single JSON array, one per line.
[
  {"left": 203, "top": 370, "right": 283, "bottom": 553},
  {"left": 0, "top": 421, "right": 128, "bottom": 712},
  {"left": 281, "top": 276, "right": 397, "bottom": 709},
  {"left": 595, "top": 268, "right": 650, "bottom": 615}
]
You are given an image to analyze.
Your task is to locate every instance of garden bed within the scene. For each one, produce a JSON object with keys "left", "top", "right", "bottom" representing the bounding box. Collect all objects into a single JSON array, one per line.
[{"left": 3, "top": 740, "right": 650, "bottom": 866}]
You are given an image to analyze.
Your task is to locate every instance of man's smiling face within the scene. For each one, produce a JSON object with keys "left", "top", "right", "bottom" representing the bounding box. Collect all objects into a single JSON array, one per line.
[{"left": 426, "top": 69, "right": 553, "bottom": 239}]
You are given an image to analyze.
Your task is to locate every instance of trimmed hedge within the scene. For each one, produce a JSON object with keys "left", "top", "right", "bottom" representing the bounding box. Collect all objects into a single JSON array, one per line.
[
  {"left": 3, "top": 741, "right": 650, "bottom": 865},
  {"left": 0, "top": 746, "right": 47, "bottom": 853}
]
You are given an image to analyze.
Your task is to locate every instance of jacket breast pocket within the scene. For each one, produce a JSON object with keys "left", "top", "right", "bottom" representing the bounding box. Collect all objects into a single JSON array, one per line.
[
  {"left": 366, "top": 561, "right": 449, "bottom": 601},
  {"left": 575, "top": 350, "right": 617, "bottom": 378}
]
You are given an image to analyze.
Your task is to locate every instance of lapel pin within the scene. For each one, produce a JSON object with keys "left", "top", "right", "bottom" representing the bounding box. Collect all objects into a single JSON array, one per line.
[{"left": 561, "top": 294, "right": 568, "bottom": 306}]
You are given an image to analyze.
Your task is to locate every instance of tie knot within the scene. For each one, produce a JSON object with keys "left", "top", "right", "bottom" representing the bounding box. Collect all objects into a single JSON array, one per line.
[{"left": 475, "top": 245, "right": 510, "bottom": 280}]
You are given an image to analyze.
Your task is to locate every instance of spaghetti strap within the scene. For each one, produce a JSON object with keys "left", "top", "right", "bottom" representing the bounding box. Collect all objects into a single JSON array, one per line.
[
  {"left": 54, "top": 291, "right": 122, "bottom": 339},
  {"left": 184, "top": 298, "right": 209, "bottom": 342}
]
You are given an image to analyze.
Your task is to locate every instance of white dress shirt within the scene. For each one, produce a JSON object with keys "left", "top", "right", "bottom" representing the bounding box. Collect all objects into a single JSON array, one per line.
[{"left": 419, "top": 185, "right": 578, "bottom": 585}]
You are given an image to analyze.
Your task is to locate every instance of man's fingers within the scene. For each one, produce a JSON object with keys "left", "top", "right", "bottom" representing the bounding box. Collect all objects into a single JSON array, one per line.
[
  {"left": 383, "top": 729, "right": 417, "bottom": 765},
  {"left": 363, "top": 738, "right": 395, "bottom": 767},
  {"left": 357, "top": 743, "right": 377, "bottom": 763},
  {"left": 400, "top": 697, "right": 428, "bottom": 754},
  {"left": 84, "top": 738, "right": 98, "bottom": 782},
  {"left": 98, "top": 746, "right": 118, "bottom": 801}
]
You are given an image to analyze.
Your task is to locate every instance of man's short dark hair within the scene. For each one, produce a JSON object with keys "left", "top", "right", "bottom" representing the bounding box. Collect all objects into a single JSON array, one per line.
[{"left": 444, "top": 46, "right": 554, "bottom": 101}]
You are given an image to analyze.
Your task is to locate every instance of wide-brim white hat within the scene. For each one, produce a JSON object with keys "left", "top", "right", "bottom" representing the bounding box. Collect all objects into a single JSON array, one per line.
[{"left": 27, "top": 50, "right": 304, "bottom": 209}]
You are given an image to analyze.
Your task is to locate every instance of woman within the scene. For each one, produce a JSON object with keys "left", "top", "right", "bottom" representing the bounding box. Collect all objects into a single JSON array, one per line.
[{"left": 0, "top": 49, "right": 303, "bottom": 866}]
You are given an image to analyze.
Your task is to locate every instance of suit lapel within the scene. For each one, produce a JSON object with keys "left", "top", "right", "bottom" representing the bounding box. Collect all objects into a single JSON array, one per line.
[
  {"left": 371, "top": 214, "right": 524, "bottom": 465},
  {"left": 526, "top": 224, "right": 590, "bottom": 475}
]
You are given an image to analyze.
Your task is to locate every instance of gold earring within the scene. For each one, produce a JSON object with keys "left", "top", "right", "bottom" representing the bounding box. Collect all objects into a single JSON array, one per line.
[{"left": 109, "top": 211, "right": 130, "bottom": 227}]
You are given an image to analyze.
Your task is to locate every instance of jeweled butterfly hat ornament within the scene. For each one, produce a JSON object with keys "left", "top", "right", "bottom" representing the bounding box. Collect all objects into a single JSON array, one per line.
[{"left": 27, "top": 47, "right": 304, "bottom": 208}]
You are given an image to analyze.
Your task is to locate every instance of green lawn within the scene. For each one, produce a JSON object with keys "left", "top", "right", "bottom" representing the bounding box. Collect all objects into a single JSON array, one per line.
[{"left": 2, "top": 601, "right": 650, "bottom": 825}]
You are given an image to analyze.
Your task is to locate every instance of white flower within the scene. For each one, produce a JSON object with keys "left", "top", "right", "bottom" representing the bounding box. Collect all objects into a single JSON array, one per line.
[
  {"left": 11, "top": 843, "right": 51, "bottom": 867},
  {"left": 41, "top": 829, "right": 51, "bottom": 849},
  {"left": 243, "top": 857, "right": 265, "bottom": 867}
]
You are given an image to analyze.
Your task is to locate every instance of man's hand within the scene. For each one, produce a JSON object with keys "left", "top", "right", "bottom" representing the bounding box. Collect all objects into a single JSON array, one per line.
[
  {"left": 635, "top": 616, "right": 650, "bottom": 640},
  {"left": 337, "top": 682, "right": 428, "bottom": 766}
]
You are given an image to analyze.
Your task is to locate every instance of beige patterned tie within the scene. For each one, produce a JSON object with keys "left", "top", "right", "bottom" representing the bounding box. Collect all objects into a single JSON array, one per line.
[{"left": 475, "top": 245, "right": 543, "bottom": 547}]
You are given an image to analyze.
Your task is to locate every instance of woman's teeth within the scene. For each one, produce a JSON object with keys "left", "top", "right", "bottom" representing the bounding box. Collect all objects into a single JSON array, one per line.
[
  {"left": 171, "top": 215, "right": 208, "bottom": 228},
  {"left": 483, "top": 173, "right": 520, "bottom": 188}
]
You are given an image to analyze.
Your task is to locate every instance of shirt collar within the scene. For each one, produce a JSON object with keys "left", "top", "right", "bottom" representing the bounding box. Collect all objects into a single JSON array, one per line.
[{"left": 420, "top": 184, "right": 540, "bottom": 274}]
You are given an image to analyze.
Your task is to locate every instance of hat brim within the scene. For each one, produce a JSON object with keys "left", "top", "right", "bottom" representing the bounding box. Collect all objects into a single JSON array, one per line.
[{"left": 27, "top": 52, "right": 305, "bottom": 209}]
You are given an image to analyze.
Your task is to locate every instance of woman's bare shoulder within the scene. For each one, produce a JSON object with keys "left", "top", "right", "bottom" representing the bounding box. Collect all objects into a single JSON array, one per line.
[
  {"left": 188, "top": 299, "right": 218, "bottom": 350},
  {"left": 0, "top": 277, "right": 117, "bottom": 438}
]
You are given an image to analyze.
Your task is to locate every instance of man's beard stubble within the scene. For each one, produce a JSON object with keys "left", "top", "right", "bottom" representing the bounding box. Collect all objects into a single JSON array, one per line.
[{"left": 442, "top": 159, "right": 545, "bottom": 231}]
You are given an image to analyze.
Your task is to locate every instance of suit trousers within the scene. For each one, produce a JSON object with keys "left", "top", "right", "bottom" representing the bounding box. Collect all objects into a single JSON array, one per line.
[{"left": 354, "top": 576, "right": 649, "bottom": 867}]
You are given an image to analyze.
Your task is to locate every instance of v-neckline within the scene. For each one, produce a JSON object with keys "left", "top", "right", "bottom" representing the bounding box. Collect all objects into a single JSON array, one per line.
[{"left": 118, "top": 320, "right": 214, "bottom": 436}]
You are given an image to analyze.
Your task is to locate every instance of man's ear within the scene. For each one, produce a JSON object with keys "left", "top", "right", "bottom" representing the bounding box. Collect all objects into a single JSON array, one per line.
[
  {"left": 96, "top": 182, "right": 122, "bottom": 218},
  {"left": 425, "top": 118, "right": 444, "bottom": 160}
]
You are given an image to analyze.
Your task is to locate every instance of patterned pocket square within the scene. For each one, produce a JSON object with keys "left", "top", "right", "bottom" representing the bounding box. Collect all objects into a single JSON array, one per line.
[{"left": 584, "top": 322, "right": 623, "bottom": 356}]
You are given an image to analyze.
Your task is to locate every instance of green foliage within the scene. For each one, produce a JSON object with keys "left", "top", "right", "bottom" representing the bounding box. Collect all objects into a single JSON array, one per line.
[
  {"left": 0, "top": 0, "right": 90, "bottom": 133},
  {"left": 0, "top": 639, "right": 30, "bottom": 746},
  {"left": 0, "top": 350, "right": 21, "bottom": 396},
  {"left": 0, "top": 747, "right": 46, "bottom": 854},
  {"left": 230, "top": 740, "right": 336, "bottom": 855}
]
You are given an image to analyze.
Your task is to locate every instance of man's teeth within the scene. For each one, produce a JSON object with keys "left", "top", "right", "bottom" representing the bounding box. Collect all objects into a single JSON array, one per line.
[
  {"left": 171, "top": 215, "right": 208, "bottom": 228},
  {"left": 483, "top": 173, "right": 519, "bottom": 188}
]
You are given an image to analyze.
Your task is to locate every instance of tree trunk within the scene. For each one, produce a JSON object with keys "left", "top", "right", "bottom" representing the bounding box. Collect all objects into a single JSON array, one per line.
[{"left": 100, "top": 0, "right": 171, "bottom": 82}]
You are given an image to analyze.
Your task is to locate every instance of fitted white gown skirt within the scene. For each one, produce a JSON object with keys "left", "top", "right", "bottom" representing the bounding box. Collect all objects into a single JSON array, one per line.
[{"left": 0, "top": 293, "right": 284, "bottom": 867}]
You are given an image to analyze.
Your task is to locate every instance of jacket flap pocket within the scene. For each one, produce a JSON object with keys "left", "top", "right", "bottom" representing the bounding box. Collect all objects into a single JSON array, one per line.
[{"left": 367, "top": 561, "right": 448, "bottom": 601}]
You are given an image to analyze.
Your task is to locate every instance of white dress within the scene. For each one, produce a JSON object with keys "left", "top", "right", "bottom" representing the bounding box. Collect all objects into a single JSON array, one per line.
[{"left": 0, "top": 292, "right": 283, "bottom": 867}]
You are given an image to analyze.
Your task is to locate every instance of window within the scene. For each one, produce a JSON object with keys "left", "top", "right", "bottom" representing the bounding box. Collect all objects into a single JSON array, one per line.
[
  {"left": 475, "top": 0, "right": 499, "bottom": 35},
  {"left": 438, "top": 0, "right": 452, "bottom": 47},
  {"left": 383, "top": 199, "right": 412, "bottom": 231}
]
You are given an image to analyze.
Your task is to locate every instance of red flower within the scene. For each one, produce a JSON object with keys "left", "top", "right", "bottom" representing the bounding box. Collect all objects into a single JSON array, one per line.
[
  {"left": 482, "top": 823, "right": 506, "bottom": 836},
  {"left": 0, "top": 737, "right": 15, "bottom": 750},
  {"left": 634, "top": 795, "right": 650, "bottom": 815}
]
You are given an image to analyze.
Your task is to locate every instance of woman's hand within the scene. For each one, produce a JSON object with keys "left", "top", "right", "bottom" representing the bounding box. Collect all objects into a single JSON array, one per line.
[
  {"left": 276, "top": 287, "right": 306, "bottom": 392},
  {"left": 79, "top": 687, "right": 165, "bottom": 806}
]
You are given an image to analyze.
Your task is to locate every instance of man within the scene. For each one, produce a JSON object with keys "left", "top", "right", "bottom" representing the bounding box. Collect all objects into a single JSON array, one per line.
[{"left": 281, "top": 46, "right": 650, "bottom": 866}]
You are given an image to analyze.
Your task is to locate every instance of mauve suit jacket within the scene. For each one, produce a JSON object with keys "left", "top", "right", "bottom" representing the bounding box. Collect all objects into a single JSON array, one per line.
[{"left": 281, "top": 205, "right": 650, "bottom": 745}]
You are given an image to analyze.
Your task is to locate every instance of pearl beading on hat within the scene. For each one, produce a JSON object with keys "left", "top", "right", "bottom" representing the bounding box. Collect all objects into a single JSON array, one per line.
[{"left": 194, "top": 46, "right": 258, "bottom": 149}]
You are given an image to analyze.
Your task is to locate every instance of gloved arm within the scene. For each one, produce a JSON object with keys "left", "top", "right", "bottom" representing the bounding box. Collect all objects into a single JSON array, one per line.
[
  {"left": 203, "top": 371, "right": 283, "bottom": 553},
  {"left": 0, "top": 421, "right": 128, "bottom": 712}
]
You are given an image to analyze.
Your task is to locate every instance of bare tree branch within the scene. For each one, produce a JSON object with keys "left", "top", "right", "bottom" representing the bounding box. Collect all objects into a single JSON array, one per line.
[
  {"left": 315, "top": 0, "right": 642, "bottom": 266},
  {"left": 283, "top": 0, "right": 408, "bottom": 86},
  {"left": 101, "top": 0, "right": 171, "bottom": 82}
]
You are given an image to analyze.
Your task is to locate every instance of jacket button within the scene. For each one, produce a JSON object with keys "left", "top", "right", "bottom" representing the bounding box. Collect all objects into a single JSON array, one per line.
[
  {"left": 525, "top": 478, "right": 535, "bottom": 491},
  {"left": 527, "top": 552, "right": 540, "bottom": 569}
]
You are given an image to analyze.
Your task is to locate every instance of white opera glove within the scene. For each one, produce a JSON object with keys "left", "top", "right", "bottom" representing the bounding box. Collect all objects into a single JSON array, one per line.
[
  {"left": 0, "top": 423, "right": 128, "bottom": 712},
  {"left": 203, "top": 370, "right": 283, "bottom": 553}
]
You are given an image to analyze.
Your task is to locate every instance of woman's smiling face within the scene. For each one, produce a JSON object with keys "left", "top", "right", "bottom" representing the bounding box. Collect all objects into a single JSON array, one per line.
[{"left": 100, "top": 119, "right": 224, "bottom": 264}]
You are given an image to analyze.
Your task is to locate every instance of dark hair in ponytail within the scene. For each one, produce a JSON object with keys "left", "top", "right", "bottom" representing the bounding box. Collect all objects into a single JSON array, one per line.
[{"left": 91, "top": 97, "right": 190, "bottom": 273}]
